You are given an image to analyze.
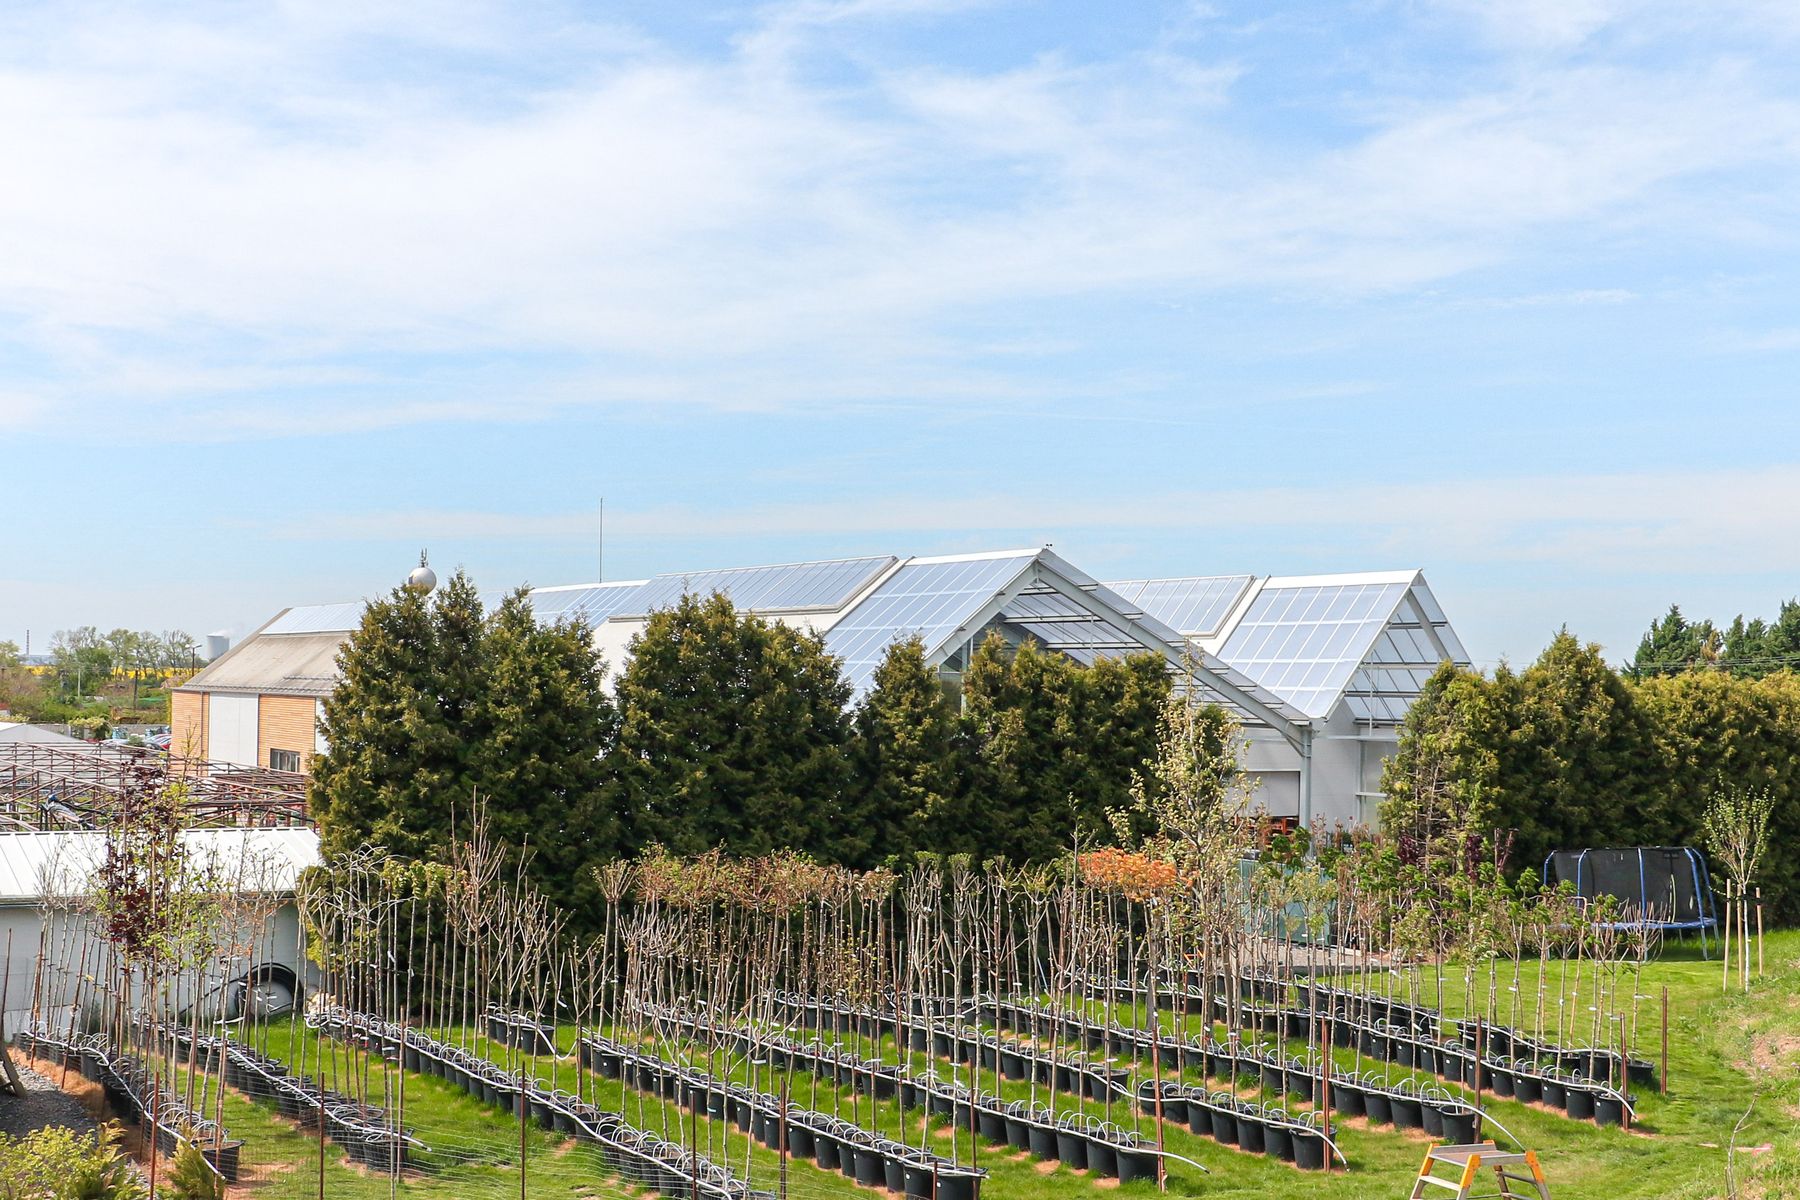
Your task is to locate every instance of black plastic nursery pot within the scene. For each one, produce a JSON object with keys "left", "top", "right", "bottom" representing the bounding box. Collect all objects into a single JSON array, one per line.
[
  {"left": 1263, "top": 1123, "right": 1294, "bottom": 1162},
  {"left": 1330, "top": 1080, "right": 1366, "bottom": 1117},
  {"left": 1234, "top": 1112, "right": 1267, "bottom": 1154},
  {"left": 1594, "top": 1093, "right": 1630, "bottom": 1127},
  {"left": 1210, "top": 1106, "right": 1238, "bottom": 1145},
  {"left": 1564, "top": 1084, "right": 1598, "bottom": 1121},
  {"left": 1088, "top": 1135, "right": 1119, "bottom": 1178},
  {"left": 1440, "top": 1108, "right": 1481, "bottom": 1143},
  {"left": 977, "top": 1108, "right": 1008, "bottom": 1144},
  {"left": 1292, "top": 1130, "right": 1328, "bottom": 1171},
  {"left": 812, "top": 1130, "right": 842, "bottom": 1172},
  {"left": 998, "top": 1049, "right": 1027, "bottom": 1081},
  {"left": 1439, "top": 1048, "right": 1467, "bottom": 1084},
  {"left": 1055, "top": 1126, "right": 1090, "bottom": 1169},
  {"left": 1420, "top": 1101, "right": 1445, "bottom": 1137},
  {"left": 1260, "top": 1062, "right": 1284, "bottom": 1093},
  {"left": 1004, "top": 1112, "right": 1031, "bottom": 1150},
  {"left": 1513, "top": 1073, "right": 1544, "bottom": 1105},
  {"left": 1541, "top": 1078, "right": 1568, "bottom": 1109},
  {"left": 1027, "top": 1120, "right": 1059, "bottom": 1160},
  {"left": 1389, "top": 1094, "right": 1424, "bottom": 1130},
  {"left": 1363, "top": 1090, "right": 1393, "bottom": 1126},
  {"left": 931, "top": 1164, "right": 986, "bottom": 1200},
  {"left": 883, "top": 1149, "right": 907, "bottom": 1194},
  {"left": 853, "top": 1144, "right": 886, "bottom": 1188},
  {"left": 202, "top": 1139, "right": 245, "bottom": 1182},
  {"left": 1489, "top": 1065, "right": 1517, "bottom": 1099},
  {"left": 1115, "top": 1140, "right": 1159, "bottom": 1184}
]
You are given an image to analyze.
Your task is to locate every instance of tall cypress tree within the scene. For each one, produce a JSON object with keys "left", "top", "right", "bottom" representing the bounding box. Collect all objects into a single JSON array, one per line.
[
  {"left": 852, "top": 636, "right": 965, "bottom": 861},
  {"left": 1501, "top": 631, "right": 1652, "bottom": 873},
  {"left": 602, "top": 592, "right": 854, "bottom": 860},
  {"left": 476, "top": 589, "right": 617, "bottom": 915},
  {"left": 312, "top": 572, "right": 489, "bottom": 862},
  {"left": 312, "top": 574, "right": 616, "bottom": 924},
  {"left": 959, "top": 635, "right": 1168, "bottom": 861},
  {"left": 1070, "top": 652, "right": 1172, "bottom": 842}
]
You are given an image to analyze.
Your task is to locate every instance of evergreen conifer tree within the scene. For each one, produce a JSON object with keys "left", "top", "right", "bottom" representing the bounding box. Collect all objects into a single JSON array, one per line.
[
  {"left": 476, "top": 588, "right": 618, "bottom": 914},
  {"left": 602, "top": 592, "right": 854, "bottom": 859},
  {"left": 312, "top": 574, "right": 616, "bottom": 923},
  {"left": 852, "top": 636, "right": 965, "bottom": 860},
  {"left": 312, "top": 578, "right": 473, "bottom": 862}
]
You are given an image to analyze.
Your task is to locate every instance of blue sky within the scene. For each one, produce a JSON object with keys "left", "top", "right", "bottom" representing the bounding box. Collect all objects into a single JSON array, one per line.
[{"left": 3, "top": 0, "right": 1799, "bottom": 666}]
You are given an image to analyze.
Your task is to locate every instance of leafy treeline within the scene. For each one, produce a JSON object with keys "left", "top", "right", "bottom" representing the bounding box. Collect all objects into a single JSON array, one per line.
[
  {"left": 1631, "top": 599, "right": 1800, "bottom": 678},
  {"left": 311, "top": 577, "right": 1174, "bottom": 922},
  {"left": 1383, "top": 631, "right": 1800, "bottom": 921}
]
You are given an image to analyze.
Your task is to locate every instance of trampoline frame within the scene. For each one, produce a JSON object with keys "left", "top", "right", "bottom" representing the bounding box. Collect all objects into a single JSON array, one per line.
[{"left": 1543, "top": 846, "right": 1719, "bottom": 959}]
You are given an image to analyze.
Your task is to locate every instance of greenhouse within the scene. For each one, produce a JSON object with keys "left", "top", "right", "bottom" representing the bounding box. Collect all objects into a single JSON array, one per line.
[{"left": 174, "top": 550, "right": 1468, "bottom": 828}]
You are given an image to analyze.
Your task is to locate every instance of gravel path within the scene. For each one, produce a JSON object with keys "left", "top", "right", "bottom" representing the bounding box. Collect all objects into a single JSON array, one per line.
[{"left": 0, "top": 1056, "right": 101, "bottom": 1139}]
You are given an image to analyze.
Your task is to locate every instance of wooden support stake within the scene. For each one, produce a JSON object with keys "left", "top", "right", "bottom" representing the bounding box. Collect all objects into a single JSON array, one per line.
[
  {"left": 1660, "top": 986, "right": 1669, "bottom": 1095},
  {"left": 1755, "top": 887, "right": 1764, "bottom": 979}
]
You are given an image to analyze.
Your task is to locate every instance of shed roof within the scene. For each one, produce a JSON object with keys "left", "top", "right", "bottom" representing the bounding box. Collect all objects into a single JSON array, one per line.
[
  {"left": 177, "top": 630, "right": 347, "bottom": 698},
  {"left": 0, "top": 827, "right": 319, "bottom": 905},
  {"left": 0, "top": 723, "right": 85, "bottom": 746}
]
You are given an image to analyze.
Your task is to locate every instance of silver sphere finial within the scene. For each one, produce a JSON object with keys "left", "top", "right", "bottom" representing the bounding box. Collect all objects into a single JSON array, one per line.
[{"left": 406, "top": 549, "right": 437, "bottom": 594}]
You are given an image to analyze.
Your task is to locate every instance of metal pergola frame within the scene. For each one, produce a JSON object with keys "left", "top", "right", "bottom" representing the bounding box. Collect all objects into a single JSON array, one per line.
[{"left": 0, "top": 743, "right": 310, "bottom": 831}]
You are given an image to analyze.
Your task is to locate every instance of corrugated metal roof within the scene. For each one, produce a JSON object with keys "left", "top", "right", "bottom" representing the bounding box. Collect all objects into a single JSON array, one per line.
[
  {"left": 179, "top": 631, "right": 349, "bottom": 697},
  {"left": 0, "top": 828, "right": 319, "bottom": 905}
]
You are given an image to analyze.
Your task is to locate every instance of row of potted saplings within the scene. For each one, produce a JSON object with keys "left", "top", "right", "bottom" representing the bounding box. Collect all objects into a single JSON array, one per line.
[
  {"left": 316, "top": 1004, "right": 766, "bottom": 1200},
  {"left": 628, "top": 998, "right": 1331, "bottom": 1181},
  {"left": 599, "top": 1002, "right": 1171, "bottom": 1187},
  {"left": 573, "top": 1022, "right": 989, "bottom": 1200},
  {"left": 1095, "top": 973, "right": 1643, "bottom": 1129},
  {"left": 15, "top": 1023, "right": 241, "bottom": 1183},
  {"left": 749, "top": 990, "right": 1338, "bottom": 1173},
  {"left": 1288, "top": 979, "right": 1644, "bottom": 1126},
  {"left": 772, "top": 989, "right": 1508, "bottom": 1168},
  {"left": 204, "top": 1024, "right": 415, "bottom": 1172}
]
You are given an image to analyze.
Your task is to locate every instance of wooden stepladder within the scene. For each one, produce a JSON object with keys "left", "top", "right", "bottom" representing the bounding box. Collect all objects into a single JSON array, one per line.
[{"left": 1409, "top": 1142, "right": 1551, "bottom": 1200}]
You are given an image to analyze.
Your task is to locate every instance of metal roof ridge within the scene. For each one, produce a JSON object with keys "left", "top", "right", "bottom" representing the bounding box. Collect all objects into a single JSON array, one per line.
[{"left": 1257, "top": 568, "right": 1423, "bottom": 589}]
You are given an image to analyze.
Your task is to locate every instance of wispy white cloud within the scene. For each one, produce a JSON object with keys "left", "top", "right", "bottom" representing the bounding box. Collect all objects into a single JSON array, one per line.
[
  {"left": 2, "top": 0, "right": 1798, "bottom": 436},
  {"left": 263, "top": 465, "right": 1800, "bottom": 579}
]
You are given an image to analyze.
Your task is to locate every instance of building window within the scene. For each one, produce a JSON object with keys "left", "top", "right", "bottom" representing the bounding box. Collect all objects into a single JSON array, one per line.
[{"left": 269, "top": 749, "right": 302, "bottom": 773}]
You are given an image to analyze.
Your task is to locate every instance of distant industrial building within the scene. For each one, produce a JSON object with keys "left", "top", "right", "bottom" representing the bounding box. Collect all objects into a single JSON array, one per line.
[{"left": 173, "top": 550, "right": 1467, "bottom": 828}]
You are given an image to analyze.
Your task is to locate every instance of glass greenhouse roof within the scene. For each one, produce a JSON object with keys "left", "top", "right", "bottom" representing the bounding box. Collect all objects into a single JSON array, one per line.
[
  {"left": 527, "top": 582, "right": 649, "bottom": 625},
  {"left": 1218, "top": 580, "right": 1412, "bottom": 719},
  {"left": 824, "top": 553, "right": 1036, "bottom": 695},
  {"left": 1105, "top": 575, "right": 1255, "bottom": 637},
  {"left": 620, "top": 555, "right": 895, "bottom": 618}
]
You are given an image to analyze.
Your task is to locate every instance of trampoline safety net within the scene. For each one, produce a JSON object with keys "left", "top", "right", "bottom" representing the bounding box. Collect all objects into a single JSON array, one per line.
[{"left": 1544, "top": 846, "right": 1718, "bottom": 930}]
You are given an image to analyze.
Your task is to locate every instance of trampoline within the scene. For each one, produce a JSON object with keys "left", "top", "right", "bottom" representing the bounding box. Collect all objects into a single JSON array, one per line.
[{"left": 1544, "top": 846, "right": 1719, "bottom": 956}]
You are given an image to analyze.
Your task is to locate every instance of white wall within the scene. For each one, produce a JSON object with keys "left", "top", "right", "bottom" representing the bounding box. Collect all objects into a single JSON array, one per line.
[
  {"left": 206, "top": 693, "right": 258, "bottom": 766},
  {"left": 1241, "top": 705, "right": 1397, "bottom": 830},
  {"left": 1, "top": 901, "right": 313, "bottom": 1039}
]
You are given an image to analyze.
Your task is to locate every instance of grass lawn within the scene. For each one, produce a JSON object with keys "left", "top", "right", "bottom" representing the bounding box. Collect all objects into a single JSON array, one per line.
[{"left": 203, "top": 931, "right": 1799, "bottom": 1199}]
